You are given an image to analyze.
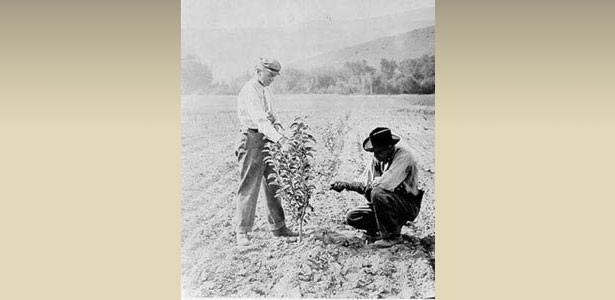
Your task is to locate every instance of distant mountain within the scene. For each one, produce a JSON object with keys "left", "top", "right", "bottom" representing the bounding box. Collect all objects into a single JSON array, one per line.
[
  {"left": 290, "top": 26, "right": 435, "bottom": 71},
  {"left": 181, "top": 7, "right": 434, "bottom": 82}
]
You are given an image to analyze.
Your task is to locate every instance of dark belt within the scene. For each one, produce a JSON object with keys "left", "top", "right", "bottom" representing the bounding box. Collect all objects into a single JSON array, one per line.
[{"left": 242, "top": 128, "right": 259, "bottom": 133}]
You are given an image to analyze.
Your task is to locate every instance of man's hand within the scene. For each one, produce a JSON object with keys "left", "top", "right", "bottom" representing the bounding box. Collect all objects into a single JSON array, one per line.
[
  {"left": 330, "top": 181, "right": 349, "bottom": 192},
  {"left": 273, "top": 123, "right": 284, "bottom": 132}
]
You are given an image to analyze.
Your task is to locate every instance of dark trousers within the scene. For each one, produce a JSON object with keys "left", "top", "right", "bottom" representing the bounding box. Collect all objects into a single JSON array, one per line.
[
  {"left": 234, "top": 131, "right": 286, "bottom": 233},
  {"left": 346, "top": 187, "right": 423, "bottom": 238}
]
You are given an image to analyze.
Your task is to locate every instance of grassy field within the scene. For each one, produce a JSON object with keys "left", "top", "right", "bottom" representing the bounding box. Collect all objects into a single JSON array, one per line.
[{"left": 181, "top": 94, "right": 435, "bottom": 298}]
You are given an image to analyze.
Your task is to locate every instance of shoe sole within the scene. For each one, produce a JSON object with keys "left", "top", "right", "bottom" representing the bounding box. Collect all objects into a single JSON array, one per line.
[{"left": 374, "top": 239, "right": 402, "bottom": 248}]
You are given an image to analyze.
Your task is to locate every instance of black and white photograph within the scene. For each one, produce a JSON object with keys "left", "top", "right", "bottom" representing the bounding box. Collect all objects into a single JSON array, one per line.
[
  {"left": 181, "top": 0, "right": 435, "bottom": 298},
  {"left": 7, "top": 1, "right": 615, "bottom": 299}
]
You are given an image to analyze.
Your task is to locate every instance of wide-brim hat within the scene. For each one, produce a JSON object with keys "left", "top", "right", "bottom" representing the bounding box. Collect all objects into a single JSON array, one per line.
[{"left": 362, "top": 127, "right": 400, "bottom": 152}]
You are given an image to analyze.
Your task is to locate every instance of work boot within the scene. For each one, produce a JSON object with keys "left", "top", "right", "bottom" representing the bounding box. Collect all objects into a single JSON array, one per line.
[
  {"left": 236, "top": 232, "right": 250, "bottom": 246},
  {"left": 272, "top": 226, "right": 299, "bottom": 237},
  {"left": 374, "top": 236, "right": 403, "bottom": 248},
  {"left": 363, "top": 230, "right": 380, "bottom": 243}
]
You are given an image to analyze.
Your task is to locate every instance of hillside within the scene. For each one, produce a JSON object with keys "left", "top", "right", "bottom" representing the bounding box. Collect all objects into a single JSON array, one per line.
[
  {"left": 290, "top": 26, "right": 435, "bottom": 71},
  {"left": 181, "top": 8, "right": 434, "bottom": 81}
]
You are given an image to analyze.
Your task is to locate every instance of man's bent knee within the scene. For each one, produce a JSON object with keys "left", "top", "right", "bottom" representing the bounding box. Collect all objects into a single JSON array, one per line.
[
  {"left": 346, "top": 210, "right": 359, "bottom": 225},
  {"left": 346, "top": 206, "right": 370, "bottom": 225},
  {"left": 370, "top": 187, "right": 390, "bottom": 204}
]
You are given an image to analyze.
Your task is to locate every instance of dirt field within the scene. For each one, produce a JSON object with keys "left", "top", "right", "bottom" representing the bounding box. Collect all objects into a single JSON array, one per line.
[{"left": 181, "top": 94, "right": 435, "bottom": 298}]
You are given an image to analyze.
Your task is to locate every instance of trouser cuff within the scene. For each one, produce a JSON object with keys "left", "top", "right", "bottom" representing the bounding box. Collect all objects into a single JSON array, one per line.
[
  {"left": 236, "top": 226, "right": 252, "bottom": 234},
  {"left": 269, "top": 220, "right": 286, "bottom": 231}
]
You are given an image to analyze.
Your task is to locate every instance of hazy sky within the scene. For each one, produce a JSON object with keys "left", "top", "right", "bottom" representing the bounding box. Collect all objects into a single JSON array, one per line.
[{"left": 182, "top": 0, "right": 434, "bottom": 29}]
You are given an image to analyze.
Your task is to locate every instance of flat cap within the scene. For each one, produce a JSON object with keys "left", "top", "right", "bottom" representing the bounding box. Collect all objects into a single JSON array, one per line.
[{"left": 257, "top": 57, "right": 281, "bottom": 75}]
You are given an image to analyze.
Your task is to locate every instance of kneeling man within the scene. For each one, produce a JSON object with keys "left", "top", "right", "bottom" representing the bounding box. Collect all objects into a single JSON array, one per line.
[{"left": 331, "top": 127, "right": 424, "bottom": 248}]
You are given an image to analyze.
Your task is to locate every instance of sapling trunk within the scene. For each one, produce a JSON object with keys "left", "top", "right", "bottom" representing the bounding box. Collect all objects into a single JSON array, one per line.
[
  {"left": 298, "top": 204, "right": 307, "bottom": 242},
  {"left": 299, "top": 216, "right": 303, "bottom": 242}
]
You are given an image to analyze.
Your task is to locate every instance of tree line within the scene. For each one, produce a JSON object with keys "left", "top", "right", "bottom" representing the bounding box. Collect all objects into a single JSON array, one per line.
[{"left": 182, "top": 55, "right": 435, "bottom": 95}]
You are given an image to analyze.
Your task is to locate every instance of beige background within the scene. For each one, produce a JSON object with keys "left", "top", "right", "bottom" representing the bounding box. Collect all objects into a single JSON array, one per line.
[{"left": 1, "top": 0, "right": 614, "bottom": 299}]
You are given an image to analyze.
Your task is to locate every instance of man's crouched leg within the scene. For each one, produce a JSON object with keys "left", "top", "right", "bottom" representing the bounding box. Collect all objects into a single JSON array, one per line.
[
  {"left": 370, "top": 187, "right": 414, "bottom": 247},
  {"left": 346, "top": 204, "right": 379, "bottom": 239}
]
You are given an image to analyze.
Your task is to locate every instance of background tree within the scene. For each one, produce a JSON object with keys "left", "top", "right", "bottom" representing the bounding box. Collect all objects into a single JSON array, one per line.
[
  {"left": 181, "top": 54, "right": 213, "bottom": 94},
  {"left": 380, "top": 58, "right": 398, "bottom": 80},
  {"left": 272, "top": 68, "right": 310, "bottom": 94},
  {"left": 210, "top": 55, "right": 435, "bottom": 95}
]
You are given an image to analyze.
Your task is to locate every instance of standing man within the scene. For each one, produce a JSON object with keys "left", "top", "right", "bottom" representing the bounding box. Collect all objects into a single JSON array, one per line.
[
  {"left": 331, "top": 127, "right": 424, "bottom": 248},
  {"left": 234, "top": 57, "right": 298, "bottom": 246}
]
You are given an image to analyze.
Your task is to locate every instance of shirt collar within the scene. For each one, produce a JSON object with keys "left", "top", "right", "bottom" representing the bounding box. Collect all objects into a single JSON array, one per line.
[
  {"left": 374, "top": 146, "right": 399, "bottom": 169},
  {"left": 250, "top": 77, "right": 265, "bottom": 94}
]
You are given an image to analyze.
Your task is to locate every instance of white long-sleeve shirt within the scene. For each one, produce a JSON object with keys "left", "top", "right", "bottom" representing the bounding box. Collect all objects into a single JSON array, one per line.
[{"left": 237, "top": 77, "right": 283, "bottom": 143}]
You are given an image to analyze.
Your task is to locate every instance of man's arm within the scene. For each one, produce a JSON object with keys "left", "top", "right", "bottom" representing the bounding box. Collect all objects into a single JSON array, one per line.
[
  {"left": 374, "top": 152, "right": 413, "bottom": 192},
  {"left": 330, "top": 181, "right": 367, "bottom": 193},
  {"left": 330, "top": 160, "right": 374, "bottom": 195},
  {"left": 243, "top": 89, "right": 283, "bottom": 143},
  {"left": 265, "top": 88, "right": 283, "bottom": 133}
]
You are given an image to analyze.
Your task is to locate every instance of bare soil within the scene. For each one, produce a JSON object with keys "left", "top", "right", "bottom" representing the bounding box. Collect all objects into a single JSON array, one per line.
[{"left": 182, "top": 94, "right": 435, "bottom": 298}]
